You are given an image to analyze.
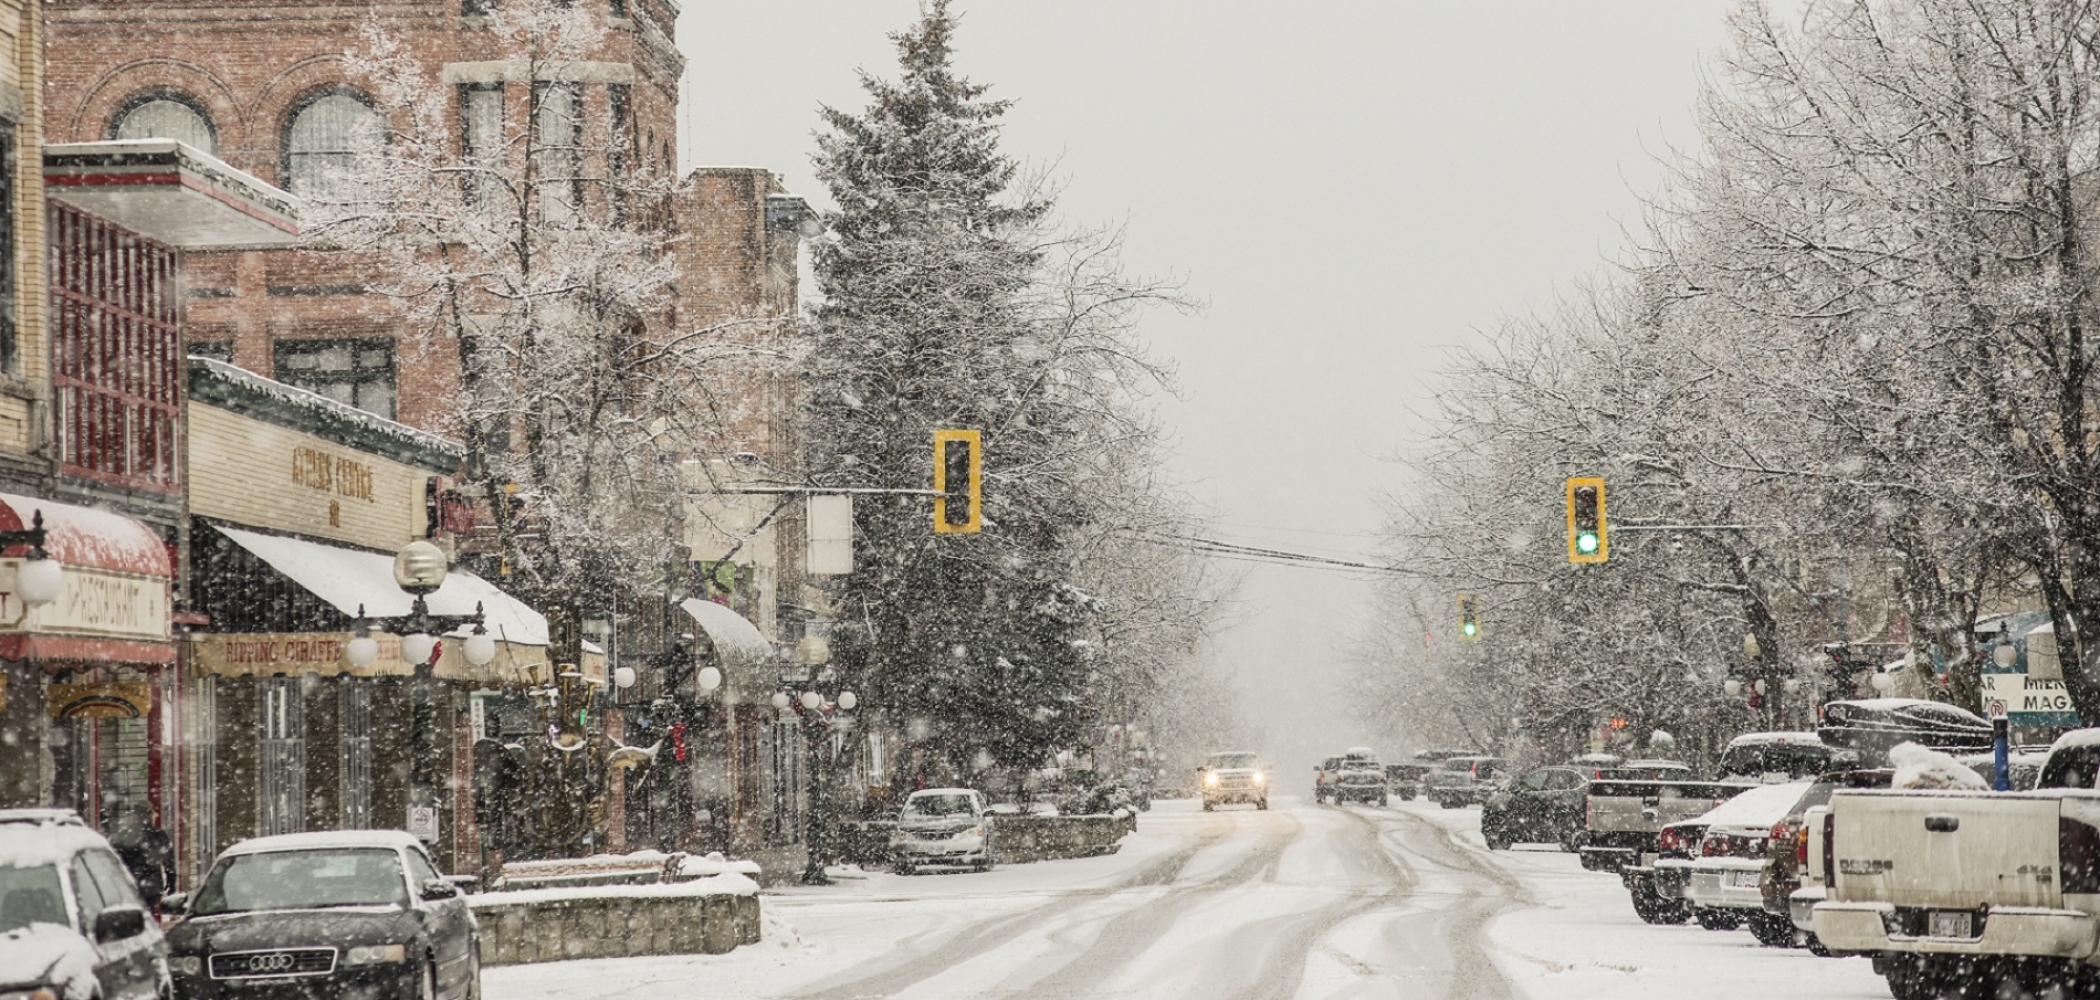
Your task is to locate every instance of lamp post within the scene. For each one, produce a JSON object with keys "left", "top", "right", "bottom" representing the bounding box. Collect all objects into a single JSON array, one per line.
[
  {"left": 342, "top": 540, "right": 497, "bottom": 836},
  {"left": 774, "top": 681, "right": 857, "bottom": 886}
]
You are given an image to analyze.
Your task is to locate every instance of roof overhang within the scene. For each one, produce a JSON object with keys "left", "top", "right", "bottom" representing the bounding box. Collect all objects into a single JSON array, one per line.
[{"left": 44, "top": 140, "right": 300, "bottom": 249}]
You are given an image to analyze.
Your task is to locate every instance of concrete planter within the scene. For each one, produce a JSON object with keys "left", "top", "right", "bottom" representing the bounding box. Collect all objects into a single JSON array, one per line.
[
  {"left": 838, "top": 812, "right": 1134, "bottom": 866},
  {"left": 470, "top": 876, "right": 761, "bottom": 966}
]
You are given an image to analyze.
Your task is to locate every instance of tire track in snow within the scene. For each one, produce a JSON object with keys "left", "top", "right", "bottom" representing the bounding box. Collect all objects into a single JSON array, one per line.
[
  {"left": 1012, "top": 808, "right": 1308, "bottom": 998},
  {"left": 787, "top": 814, "right": 1237, "bottom": 1000},
  {"left": 1362, "top": 806, "right": 1531, "bottom": 1000}
]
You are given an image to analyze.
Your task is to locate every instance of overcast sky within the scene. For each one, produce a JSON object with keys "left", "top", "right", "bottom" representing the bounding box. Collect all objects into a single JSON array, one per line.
[{"left": 678, "top": 1, "right": 1788, "bottom": 773}]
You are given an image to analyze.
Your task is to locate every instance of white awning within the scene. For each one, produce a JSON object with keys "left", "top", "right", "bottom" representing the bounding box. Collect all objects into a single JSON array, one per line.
[
  {"left": 677, "top": 598, "right": 774, "bottom": 693},
  {"left": 212, "top": 523, "right": 549, "bottom": 646}
]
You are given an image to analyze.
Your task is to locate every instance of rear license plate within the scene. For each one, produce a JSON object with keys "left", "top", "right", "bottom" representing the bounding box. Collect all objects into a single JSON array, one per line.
[
  {"left": 1729, "top": 870, "right": 1761, "bottom": 888},
  {"left": 1928, "top": 911, "right": 1973, "bottom": 938}
]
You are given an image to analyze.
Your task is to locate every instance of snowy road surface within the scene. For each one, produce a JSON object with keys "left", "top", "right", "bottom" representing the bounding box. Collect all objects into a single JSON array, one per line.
[{"left": 484, "top": 798, "right": 1894, "bottom": 999}]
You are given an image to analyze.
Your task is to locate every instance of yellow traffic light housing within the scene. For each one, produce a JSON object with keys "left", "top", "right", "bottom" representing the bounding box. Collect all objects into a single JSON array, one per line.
[
  {"left": 1458, "top": 593, "right": 1480, "bottom": 641},
  {"left": 934, "top": 429, "right": 982, "bottom": 533},
  {"left": 1566, "top": 476, "right": 1607, "bottom": 563}
]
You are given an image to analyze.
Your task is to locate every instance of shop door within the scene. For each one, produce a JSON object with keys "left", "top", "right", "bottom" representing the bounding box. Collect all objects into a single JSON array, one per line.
[{"left": 258, "top": 678, "right": 305, "bottom": 836}]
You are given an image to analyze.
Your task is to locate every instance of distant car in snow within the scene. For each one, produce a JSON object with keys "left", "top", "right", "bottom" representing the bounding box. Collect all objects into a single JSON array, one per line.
[
  {"left": 1717, "top": 732, "right": 1846, "bottom": 783},
  {"left": 890, "top": 788, "right": 997, "bottom": 874},
  {"left": 1426, "top": 756, "right": 1505, "bottom": 809},
  {"left": 0, "top": 809, "right": 168, "bottom": 1000}
]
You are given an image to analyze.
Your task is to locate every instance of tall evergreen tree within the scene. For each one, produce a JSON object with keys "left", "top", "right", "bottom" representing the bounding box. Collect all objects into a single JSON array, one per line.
[{"left": 807, "top": 2, "right": 1180, "bottom": 781}]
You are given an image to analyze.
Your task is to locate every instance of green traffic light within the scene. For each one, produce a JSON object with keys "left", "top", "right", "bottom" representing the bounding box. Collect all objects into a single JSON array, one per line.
[
  {"left": 1462, "top": 622, "right": 1478, "bottom": 637},
  {"left": 1576, "top": 532, "right": 1600, "bottom": 554}
]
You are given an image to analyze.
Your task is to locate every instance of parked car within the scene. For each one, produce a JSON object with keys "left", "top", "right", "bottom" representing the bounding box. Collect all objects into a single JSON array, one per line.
[
  {"left": 1718, "top": 732, "right": 1845, "bottom": 782},
  {"left": 0, "top": 810, "right": 169, "bottom": 1000},
  {"left": 1482, "top": 766, "right": 1591, "bottom": 850},
  {"left": 1577, "top": 776, "right": 1748, "bottom": 873},
  {"left": 1384, "top": 763, "right": 1431, "bottom": 801},
  {"left": 1426, "top": 756, "right": 1505, "bottom": 808},
  {"left": 162, "top": 830, "right": 478, "bottom": 1000},
  {"left": 1817, "top": 697, "right": 1995, "bottom": 761},
  {"left": 1199, "top": 751, "right": 1269, "bottom": 811},
  {"left": 1682, "top": 780, "right": 1815, "bottom": 935},
  {"left": 1814, "top": 731, "right": 2100, "bottom": 999},
  {"left": 1755, "top": 769, "right": 1895, "bottom": 950},
  {"left": 1313, "top": 756, "right": 1345, "bottom": 804},
  {"left": 890, "top": 788, "right": 997, "bottom": 873}
]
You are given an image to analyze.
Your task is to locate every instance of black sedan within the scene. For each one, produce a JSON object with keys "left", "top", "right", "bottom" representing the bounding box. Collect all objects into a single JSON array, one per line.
[
  {"left": 163, "top": 831, "right": 477, "bottom": 1000},
  {"left": 1481, "top": 765, "right": 1591, "bottom": 851}
]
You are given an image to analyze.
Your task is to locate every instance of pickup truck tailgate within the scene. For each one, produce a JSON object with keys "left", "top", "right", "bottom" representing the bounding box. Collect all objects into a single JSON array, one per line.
[{"left": 1830, "top": 791, "right": 2060, "bottom": 910}]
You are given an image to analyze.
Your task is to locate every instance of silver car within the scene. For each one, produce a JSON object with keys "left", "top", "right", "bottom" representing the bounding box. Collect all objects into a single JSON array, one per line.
[{"left": 890, "top": 789, "right": 996, "bottom": 873}]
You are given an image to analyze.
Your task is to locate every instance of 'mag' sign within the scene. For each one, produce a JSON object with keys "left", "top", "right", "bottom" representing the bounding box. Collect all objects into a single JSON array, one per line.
[{"left": 1980, "top": 663, "right": 2078, "bottom": 727}]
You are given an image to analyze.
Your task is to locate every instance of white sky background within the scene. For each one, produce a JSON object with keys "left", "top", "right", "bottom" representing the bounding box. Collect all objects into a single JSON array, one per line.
[{"left": 679, "top": 1, "right": 1807, "bottom": 776}]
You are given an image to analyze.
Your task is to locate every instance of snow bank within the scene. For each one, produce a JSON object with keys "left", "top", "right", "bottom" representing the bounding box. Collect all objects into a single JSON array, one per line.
[
  {"left": 1890, "top": 741, "right": 1989, "bottom": 790},
  {"left": 678, "top": 852, "right": 763, "bottom": 878},
  {"left": 470, "top": 871, "right": 758, "bottom": 908}
]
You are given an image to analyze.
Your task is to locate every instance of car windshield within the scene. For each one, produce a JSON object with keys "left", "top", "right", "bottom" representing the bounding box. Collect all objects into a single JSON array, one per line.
[
  {"left": 0, "top": 863, "right": 68, "bottom": 934},
  {"left": 1208, "top": 753, "right": 1258, "bottom": 769},
  {"left": 904, "top": 794, "right": 977, "bottom": 818},
  {"left": 191, "top": 849, "right": 406, "bottom": 915}
]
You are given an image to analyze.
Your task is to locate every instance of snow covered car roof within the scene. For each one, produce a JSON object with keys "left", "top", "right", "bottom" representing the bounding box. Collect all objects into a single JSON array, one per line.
[
  {"left": 1725, "top": 731, "right": 1823, "bottom": 748},
  {"left": 0, "top": 924, "right": 97, "bottom": 996},
  {"left": 0, "top": 822, "right": 116, "bottom": 868},
  {"left": 905, "top": 788, "right": 981, "bottom": 800},
  {"left": 221, "top": 830, "right": 428, "bottom": 856},
  {"left": 0, "top": 810, "right": 85, "bottom": 828},
  {"left": 1693, "top": 780, "right": 1813, "bottom": 829}
]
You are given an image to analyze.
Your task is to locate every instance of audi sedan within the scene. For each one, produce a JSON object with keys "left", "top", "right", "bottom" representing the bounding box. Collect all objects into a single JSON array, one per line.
[{"left": 162, "top": 831, "right": 477, "bottom": 1000}]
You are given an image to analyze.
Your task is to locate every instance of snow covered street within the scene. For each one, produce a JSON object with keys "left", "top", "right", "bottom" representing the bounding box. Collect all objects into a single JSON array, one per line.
[{"left": 482, "top": 797, "right": 1896, "bottom": 999}]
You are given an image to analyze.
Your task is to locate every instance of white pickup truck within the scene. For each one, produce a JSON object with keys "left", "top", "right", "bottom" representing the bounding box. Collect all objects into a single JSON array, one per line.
[{"left": 1813, "top": 731, "right": 2100, "bottom": 999}]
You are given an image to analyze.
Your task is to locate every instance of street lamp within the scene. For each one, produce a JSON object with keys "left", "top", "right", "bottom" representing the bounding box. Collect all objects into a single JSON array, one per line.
[
  {"left": 343, "top": 540, "right": 498, "bottom": 838},
  {"left": 777, "top": 680, "right": 858, "bottom": 886},
  {"left": 0, "top": 510, "right": 65, "bottom": 609}
]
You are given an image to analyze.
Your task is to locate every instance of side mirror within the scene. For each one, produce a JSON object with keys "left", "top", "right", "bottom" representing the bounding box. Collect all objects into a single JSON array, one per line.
[
  {"left": 159, "top": 892, "right": 188, "bottom": 916},
  {"left": 94, "top": 906, "right": 148, "bottom": 942},
  {"left": 419, "top": 880, "right": 461, "bottom": 902}
]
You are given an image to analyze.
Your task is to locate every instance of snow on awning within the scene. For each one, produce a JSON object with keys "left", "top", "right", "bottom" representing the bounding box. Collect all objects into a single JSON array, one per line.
[
  {"left": 211, "top": 524, "right": 547, "bottom": 645},
  {"left": 0, "top": 492, "right": 169, "bottom": 577},
  {"left": 677, "top": 597, "right": 773, "bottom": 692},
  {"left": 45, "top": 140, "right": 299, "bottom": 249}
]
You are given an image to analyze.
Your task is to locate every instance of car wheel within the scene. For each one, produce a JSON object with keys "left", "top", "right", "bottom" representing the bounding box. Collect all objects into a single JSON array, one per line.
[
  {"left": 893, "top": 861, "right": 916, "bottom": 875},
  {"left": 1629, "top": 883, "right": 1687, "bottom": 924},
  {"left": 1694, "top": 907, "right": 1744, "bottom": 931},
  {"left": 1257, "top": 798, "right": 1268, "bottom": 810},
  {"left": 1378, "top": 794, "right": 1389, "bottom": 807},
  {"left": 1748, "top": 911, "right": 1796, "bottom": 947},
  {"left": 1438, "top": 798, "right": 1456, "bottom": 809},
  {"left": 1203, "top": 800, "right": 1215, "bottom": 812},
  {"left": 1804, "top": 933, "right": 1829, "bottom": 958},
  {"left": 1485, "top": 829, "right": 1512, "bottom": 851}
]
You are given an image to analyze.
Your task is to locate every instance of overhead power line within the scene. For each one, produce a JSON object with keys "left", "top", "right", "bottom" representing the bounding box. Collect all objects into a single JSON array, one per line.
[{"left": 1135, "top": 532, "right": 1407, "bottom": 576}]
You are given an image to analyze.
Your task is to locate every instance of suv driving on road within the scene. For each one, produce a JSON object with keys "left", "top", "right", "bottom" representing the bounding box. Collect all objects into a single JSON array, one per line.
[
  {"left": 1313, "top": 756, "right": 1344, "bottom": 803},
  {"left": 1200, "top": 751, "right": 1269, "bottom": 811},
  {"left": 1331, "top": 748, "right": 1387, "bottom": 806}
]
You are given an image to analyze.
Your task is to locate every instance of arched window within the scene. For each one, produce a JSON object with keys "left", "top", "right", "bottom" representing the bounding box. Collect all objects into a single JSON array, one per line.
[
  {"left": 282, "top": 91, "right": 380, "bottom": 198},
  {"left": 112, "top": 96, "right": 216, "bottom": 154}
]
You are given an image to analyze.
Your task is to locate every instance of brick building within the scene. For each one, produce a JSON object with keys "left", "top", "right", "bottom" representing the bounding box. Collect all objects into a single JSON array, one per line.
[{"left": 45, "top": 0, "right": 824, "bottom": 862}]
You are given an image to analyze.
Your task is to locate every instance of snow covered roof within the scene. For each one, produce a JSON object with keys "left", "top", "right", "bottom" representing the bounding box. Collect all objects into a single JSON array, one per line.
[
  {"left": 45, "top": 139, "right": 299, "bottom": 249},
  {"left": 0, "top": 822, "right": 113, "bottom": 869},
  {"left": 1695, "top": 780, "right": 1814, "bottom": 829},
  {"left": 223, "top": 830, "right": 427, "bottom": 857},
  {"left": 908, "top": 787, "right": 981, "bottom": 799},
  {"left": 211, "top": 523, "right": 550, "bottom": 646},
  {"left": 189, "top": 357, "right": 463, "bottom": 472},
  {"left": 0, "top": 493, "right": 170, "bottom": 577}
]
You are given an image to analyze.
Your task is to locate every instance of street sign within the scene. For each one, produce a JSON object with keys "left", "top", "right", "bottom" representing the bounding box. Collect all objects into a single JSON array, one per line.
[
  {"left": 407, "top": 805, "right": 439, "bottom": 841},
  {"left": 1978, "top": 668, "right": 2078, "bottom": 728}
]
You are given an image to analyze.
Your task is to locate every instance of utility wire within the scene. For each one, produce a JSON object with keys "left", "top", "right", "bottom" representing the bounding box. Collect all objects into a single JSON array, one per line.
[{"left": 1134, "top": 532, "right": 1407, "bottom": 576}]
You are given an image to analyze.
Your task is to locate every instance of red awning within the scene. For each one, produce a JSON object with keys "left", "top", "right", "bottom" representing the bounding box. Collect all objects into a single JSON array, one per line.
[{"left": 0, "top": 493, "right": 170, "bottom": 577}]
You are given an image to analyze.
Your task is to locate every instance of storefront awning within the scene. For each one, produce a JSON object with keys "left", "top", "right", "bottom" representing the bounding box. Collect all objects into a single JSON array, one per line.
[
  {"left": 211, "top": 524, "right": 546, "bottom": 645},
  {"left": 677, "top": 597, "right": 774, "bottom": 696},
  {"left": 0, "top": 492, "right": 169, "bottom": 577}
]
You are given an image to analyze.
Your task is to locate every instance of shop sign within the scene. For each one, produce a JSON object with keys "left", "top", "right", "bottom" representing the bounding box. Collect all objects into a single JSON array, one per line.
[
  {"left": 193, "top": 632, "right": 403, "bottom": 678},
  {"left": 407, "top": 805, "right": 439, "bottom": 841},
  {"left": 47, "top": 681, "right": 150, "bottom": 719},
  {"left": 0, "top": 563, "right": 168, "bottom": 641},
  {"left": 1980, "top": 667, "right": 2079, "bottom": 727}
]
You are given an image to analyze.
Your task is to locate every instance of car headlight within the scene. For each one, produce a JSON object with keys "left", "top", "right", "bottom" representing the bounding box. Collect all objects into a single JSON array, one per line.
[
  {"left": 1253, "top": 773, "right": 1266, "bottom": 784},
  {"left": 1204, "top": 773, "right": 1218, "bottom": 786},
  {"left": 965, "top": 826, "right": 984, "bottom": 838},
  {"left": 169, "top": 955, "right": 203, "bottom": 976},
  {"left": 343, "top": 944, "right": 408, "bottom": 966}
]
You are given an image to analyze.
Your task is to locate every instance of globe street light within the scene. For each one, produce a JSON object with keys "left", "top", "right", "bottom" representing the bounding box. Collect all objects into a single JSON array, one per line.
[{"left": 0, "top": 510, "right": 64, "bottom": 610}]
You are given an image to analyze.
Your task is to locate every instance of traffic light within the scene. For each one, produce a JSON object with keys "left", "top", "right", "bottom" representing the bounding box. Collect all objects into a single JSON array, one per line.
[
  {"left": 933, "top": 429, "right": 982, "bottom": 533},
  {"left": 1566, "top": 476, "right": 1607, "bottom": 563},
  {"left": 1458, "top": 593, "right": 1480, "bottom": 641}
]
